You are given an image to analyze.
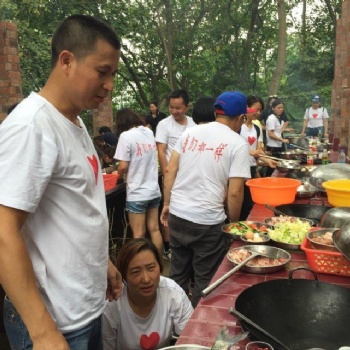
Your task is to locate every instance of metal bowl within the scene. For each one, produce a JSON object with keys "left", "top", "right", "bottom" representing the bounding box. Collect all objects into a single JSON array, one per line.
[
  {"left": 221, "top": 221, "right": 272, "bottom": 240},
  {"left": 296, "top": 184, "right": 319, "bottom": 198},
  {"left": 333, "top": 222, "right": 350, "bottom": 260},
  {"left": 240, "top": 232, "right": 271, "bottom": 245},
  {"left": 276, "top": 160, "right": 301, "bottom": 173},
  {"left": 320, "top": 207, "right": 350, "bottom": 228},
  {"left": 280, "top": 151, "right": 307, "bottom": 161},
  {"left": 227, "top": 245, "right": 291, "bottom": 273},
  {"left": 309, "top": 163, "right": 350, "bottom": 191},
  {"left": 264, "top": 216, "right": 314, "bottom": 227},
  {"left": 307, "top": 228, "right": 339, "bottom": 252}
]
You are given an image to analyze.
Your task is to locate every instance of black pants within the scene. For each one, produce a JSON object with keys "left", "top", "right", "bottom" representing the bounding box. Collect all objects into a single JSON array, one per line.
[
  {"left": 265, "top": 146, "right": 283, "bottom": 177},
  {"left": 239, "top": 166, "right": 257, "bottom": 221}
]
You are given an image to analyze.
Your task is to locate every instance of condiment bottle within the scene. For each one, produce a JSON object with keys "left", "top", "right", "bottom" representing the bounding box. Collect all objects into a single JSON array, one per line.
[
  {"left": 322, "top": 148, "right": 329, "bottom": 165},
  {"left": 307, "top": 147, "right": 314, "bottom": 166},
  {"left": 338, "top": 149, "right": 346, "bottom": 163},
  {"left": 318, "top": 129, "right": 323, "bottom": 142}
]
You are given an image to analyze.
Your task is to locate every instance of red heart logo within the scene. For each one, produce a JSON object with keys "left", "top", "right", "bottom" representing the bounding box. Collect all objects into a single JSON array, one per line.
[
  {"left": 248, "top": 136, "right": 256, "bottom": 145},
  {"left": 87, "top": 154, "right": 98, "bottom": 184},
  {"left": 140, "top": 332, "right": 160, "bottom": 350},
  {"left": 312, "top": 114, "right": 318, "bottom": 118}
]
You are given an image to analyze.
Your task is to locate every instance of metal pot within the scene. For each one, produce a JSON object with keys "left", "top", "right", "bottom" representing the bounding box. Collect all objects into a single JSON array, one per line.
[
  {"left": 309, "top": 163, "right": 350, "bottom": 191},
  {"left": 234, "top": 268, "right": 350, "bottom": 350},
  {"left": 276, "top": 160, "right": 301, "bottom": 172},
  {"left": 320, "top": 207, "right": 350, "bottom": 228},
  {"left": 286, "top": 136, "right": 309, "bottom": 149},
  {"left": 280, "top": 151, "right": 307, "bottom": 161},
  {"left": 296, "top": 184, "right": 319, "bottom": 198},
  {"left": 268, "top": 202, "right": 332, "bottom": 225}
]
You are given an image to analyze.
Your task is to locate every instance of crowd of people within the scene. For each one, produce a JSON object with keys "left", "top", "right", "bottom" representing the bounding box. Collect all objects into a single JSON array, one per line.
[{"left": 0, "top": 13, "right": 330, "bottom": 350}]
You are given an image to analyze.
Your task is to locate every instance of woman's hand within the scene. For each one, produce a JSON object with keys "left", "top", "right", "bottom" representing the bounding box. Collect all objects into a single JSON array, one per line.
[
  {"left": 282, "top": 138, "right": 289, "bottom": 144},
  {"left": 106, "top": 259, "right": 122, "bottom": 302},
  {"left": 160, "top": 205, "right": 170, "bottom": 227}
]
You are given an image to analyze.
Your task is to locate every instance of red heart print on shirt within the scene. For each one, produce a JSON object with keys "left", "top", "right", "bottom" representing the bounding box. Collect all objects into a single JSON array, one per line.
[
  {"left": 248, "top": 136, "right": 256, "bottom": 145},
  {"left": 140, "top": 332, "right": 160, "bottom": 350},
  {"left": 312, "top": 114, "right": 318, "bottom": 118},
  {"left": 87, "top": 154, "right": 98, "bottom": 185}
]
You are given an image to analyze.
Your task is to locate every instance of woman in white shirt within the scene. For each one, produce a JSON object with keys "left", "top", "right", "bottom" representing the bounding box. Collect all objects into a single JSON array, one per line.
[
  {"left": 102, "top": 238, "right": 193, "bottom": 350},
  {"left": 115, "top": 108, "right": 163, "bottom": 254},
  {"left": 265, "top": 99, "right": 290, "bottom": 176}
]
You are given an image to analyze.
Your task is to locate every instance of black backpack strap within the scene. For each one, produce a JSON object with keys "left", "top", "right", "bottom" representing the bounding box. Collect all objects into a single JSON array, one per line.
[{"left": 253, "top": 124, "right": 260, "bottom": 139}]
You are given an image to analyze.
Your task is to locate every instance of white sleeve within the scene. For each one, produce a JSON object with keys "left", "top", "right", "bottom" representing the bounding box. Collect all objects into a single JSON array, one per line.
[
  {"left": 155, "top": 119, "right": 168, "bottom": 144},
  {"left": 266, "top": 114, "right": 275, "bottom": 131},
  {"left": 323, "top": 108, "right": 329, "bottom": 119},
  {"left": 304, "top": 109, "right": 309, "bottom": 120},
  {"left": 172, "top": 288, "right": 194, "bottom": 335},
  {"left": 102, "top": 303, "right": 118, "bottom": 350},
  {"left": 114, "top": 133, "right": 131, "bottom": 161}
]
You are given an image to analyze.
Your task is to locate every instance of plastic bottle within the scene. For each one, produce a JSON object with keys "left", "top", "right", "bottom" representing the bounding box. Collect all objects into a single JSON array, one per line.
[
  {"left": 318, "top": 129, "right": 323, "bottom": 142},
  {"left": 322, "top": 149, "right": 329, "bottom": 165},
  {"left": 307, "top": 147, "right": 314, "bottom": 166},
  {"left": 338, "top": 149, "right": 346, "bottom": 163}
]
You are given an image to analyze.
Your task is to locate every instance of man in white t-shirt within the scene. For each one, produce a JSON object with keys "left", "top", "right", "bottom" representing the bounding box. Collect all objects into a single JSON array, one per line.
[
  {"left": 160, "top": 91, "right": 251, "bottom": 307},
  {"left": 301, "top": 94, "right": 329, "bottom": 138},
  {"left": 155, "top": 89, "right": 196, "bottom": 260},
  {"left": 0, "top": 15, "right": 122, "bottom": 350}
]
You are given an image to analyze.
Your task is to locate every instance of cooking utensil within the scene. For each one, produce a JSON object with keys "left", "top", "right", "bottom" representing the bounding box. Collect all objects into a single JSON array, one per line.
[
  {"left": 159, "top": 345, "right": 210, "bottom": 350},
  {"left": 201, "top": 249, "right": 273, "bottom": 297},
  {"left": 235, "top": 267, "right": 350, "bottom": 350},
  {"left": 309, "top": 163, "right": 350, "bottom": 191},
  {"left": 229, "top": 308, "right": 291, "bottom": 350},
  {"left": 276, "top": 160, "right": 301, "bottom": 173},
  {"left": 269, "top": 203, "right": 332, "bottom": 226},
  {"left": 333, "top": 222, "right": 350, "bottom": 260},
  {"left": 226, "top": 245, "right": 291, "bottom": 274},
  {"left": 286, "top": 136, "right": 309, "bottom": 149},
  {"left": 320, "top": 207, "right": 350, "bottom": 228},
  {"left": 296, "top": 183, "right": 319, "bottom": 198},
  {"left": 307, "top": 228, "right": 339, "bottom": 252}
]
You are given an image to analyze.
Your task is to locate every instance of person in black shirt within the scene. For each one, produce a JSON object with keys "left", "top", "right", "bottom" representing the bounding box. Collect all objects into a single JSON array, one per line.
[{"left": 145, "top": 101, "right": 166, "bottom": 135}]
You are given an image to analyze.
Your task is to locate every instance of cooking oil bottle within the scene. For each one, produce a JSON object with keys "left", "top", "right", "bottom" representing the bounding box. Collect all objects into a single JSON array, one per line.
[{"left": 322, "top": 148, "right": 329, "bottom": 165}]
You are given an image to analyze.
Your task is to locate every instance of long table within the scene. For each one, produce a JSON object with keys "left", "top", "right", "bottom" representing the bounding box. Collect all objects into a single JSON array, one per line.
[{"left": 175, "top": 200, "right": 350, "bottom": 348}]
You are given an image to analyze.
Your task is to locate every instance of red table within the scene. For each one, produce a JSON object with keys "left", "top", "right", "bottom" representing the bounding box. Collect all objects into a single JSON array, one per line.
[{"left": 175, "top": 202, "right": 350, "bottom": 349}]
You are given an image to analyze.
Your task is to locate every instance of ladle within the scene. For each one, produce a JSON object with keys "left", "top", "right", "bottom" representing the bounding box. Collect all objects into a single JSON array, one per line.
[
  {"left": 229, "top": 307, "right": 292, "bottom": 350},
  {"left": 201, "top": 251, "right": 272, "bottom": 297}
]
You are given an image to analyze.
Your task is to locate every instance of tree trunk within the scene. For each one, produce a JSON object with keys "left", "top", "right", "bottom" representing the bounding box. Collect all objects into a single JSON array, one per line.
[
  {"left": 323, "top": 0, "right": 337, "bottom": 28},
  {"left": 268, "top": 0, "right": 287, "bottom": 96}
]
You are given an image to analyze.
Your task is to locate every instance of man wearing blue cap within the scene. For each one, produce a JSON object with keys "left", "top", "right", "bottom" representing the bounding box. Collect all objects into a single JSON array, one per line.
[
  {"left": 301, "top": 94, "right": 329, "bottom": 138},
  {"left": 160, "top": 91, "right": 251, "bottom": 307}
]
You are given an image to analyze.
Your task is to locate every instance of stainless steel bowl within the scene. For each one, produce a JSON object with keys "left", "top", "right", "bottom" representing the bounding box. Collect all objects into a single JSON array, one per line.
[
  {"left": 320, "top": 207, "right": 350, "bottom": 228},
  {"left": 227, "top": 245, "right": 291, "bottom": 273},
  {"left": 276, "top": 160, "right": 301, "bottom": 173},
  {"left": 307, "top": 228, "right": 339, "bottom": 252},
  {"left": 240, "top": 232, "right": 271, "bottom": 245},
  {"left": 296, "top": 184, "right": 319, "bottom": 198},
  {"left": 222, "top": 221, "right": 272, "bottom": 240},
  {"left": 333, "top": 222, "right": 350, "bottom": 260},
  {"left": 309, "top": 163, "right": 350, "bottom": 191}
]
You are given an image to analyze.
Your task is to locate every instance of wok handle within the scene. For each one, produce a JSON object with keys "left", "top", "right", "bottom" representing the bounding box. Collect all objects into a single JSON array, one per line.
[
  {"left": 288, "top": 267, "right": 319, "bottom": 281},
  {"left": 228, "top": 308, "right": 292, "bottom": 350},
  {"left": 264, "top": 204, "right": 286, "bottom": 217},
  {"left": 201, "top": 254, "right": 257, "bottom": 297}
]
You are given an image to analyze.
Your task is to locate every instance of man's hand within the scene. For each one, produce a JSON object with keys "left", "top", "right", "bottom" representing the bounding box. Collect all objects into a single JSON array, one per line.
[
  {"left": 282, "top": 138, "right": 289, "bottom": 144},
  {"left": 160, "top": 205, "right": 170, "bottom": 227},
  {"left": 106, "top": 259, "right": 122, "bottom": 302}
]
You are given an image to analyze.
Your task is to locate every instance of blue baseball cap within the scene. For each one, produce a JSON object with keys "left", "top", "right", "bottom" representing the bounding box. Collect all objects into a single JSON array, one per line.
[
  {"left": 312, "top": 94, "right": 320, "bottom": 102},
  {"left": 214, "top": 91, "right": 247, "bottom": 117}
]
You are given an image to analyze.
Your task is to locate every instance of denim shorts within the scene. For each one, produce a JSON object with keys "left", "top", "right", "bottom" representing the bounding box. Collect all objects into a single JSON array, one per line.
[{"left": 126, "top": 196, "right": 161, "bottom": 214}]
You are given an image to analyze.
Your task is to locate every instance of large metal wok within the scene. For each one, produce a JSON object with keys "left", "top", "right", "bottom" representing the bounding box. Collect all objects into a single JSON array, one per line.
[
  {"left": 234, "top": 268, "right": 350, "bottom": 350},
  {"left": 267, "top": 202, "right": 331, "bottom": 225}
]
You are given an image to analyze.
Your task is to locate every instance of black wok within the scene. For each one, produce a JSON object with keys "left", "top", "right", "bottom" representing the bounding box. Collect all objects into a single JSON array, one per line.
[
  {"left": 268, "top": 203, "right": 331, "bottom": 225},
  {"left": 234, "top": 268, "right": 350, "bottom": 350}
]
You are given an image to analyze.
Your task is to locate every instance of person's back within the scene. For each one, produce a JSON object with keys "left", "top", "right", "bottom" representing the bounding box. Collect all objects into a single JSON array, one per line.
[{"left": 170, "top": 122, "right": 248, "bottom": 224}]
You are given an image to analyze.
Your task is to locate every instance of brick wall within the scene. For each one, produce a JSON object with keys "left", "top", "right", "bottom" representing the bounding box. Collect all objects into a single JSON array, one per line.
[
  {"left": 0, "top": 21, "right": 23, "bottom": 123},
  {"left": 93, "top": 95, "right": 114, "bottom": 136},
  {"left": 331, "top": 0, "right": 350, "bottom": 154}
]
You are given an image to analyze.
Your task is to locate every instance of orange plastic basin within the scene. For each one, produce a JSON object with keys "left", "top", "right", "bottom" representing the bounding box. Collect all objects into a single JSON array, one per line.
[{"left": 246, "top": 178, "right": 301, "bottom": 206}]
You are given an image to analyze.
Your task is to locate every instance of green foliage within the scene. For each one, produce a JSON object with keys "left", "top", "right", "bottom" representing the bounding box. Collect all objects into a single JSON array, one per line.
[{"left": 2, "top": 0, "right": 339, "bottom": 133}]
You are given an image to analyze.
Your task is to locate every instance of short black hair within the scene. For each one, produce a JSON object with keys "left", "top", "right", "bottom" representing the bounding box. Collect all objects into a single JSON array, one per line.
[
  {"left": 99, "top": 126, "right": 112, "bottom": 134},
  {"left": 192, "top": 96, "right": 215, "bottom": 124},
  {"left": 168, "top": 89, "right": 189, "bottom": 105},
  {"left": 51, "top": 14, "right": 121, "bottom": 68}
]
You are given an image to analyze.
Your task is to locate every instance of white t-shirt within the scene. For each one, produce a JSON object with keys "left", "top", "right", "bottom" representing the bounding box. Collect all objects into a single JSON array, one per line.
[
  {"left": 155, "top": 115, "right": 196, "bottom": 162},
  {"left": 240, "top": 124, "right": 263, "bottom": 166},
  {"left": 0, "top": 93, "right": 108, "bottom": 332},
  {"left": 304, "top": 107, "right": 329, "bottom": 128},
  {"left": 266, "top": 113, "right": 284, "bottom": 148},
  {"left": 102, "top": 276, "right": 193, "bottom": 350},
  {"left": 170, "top": 122, "right": 251, "bottom": 225},
  {"left": 115, "top": 126, "right": 161, "bottom": 202}
]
